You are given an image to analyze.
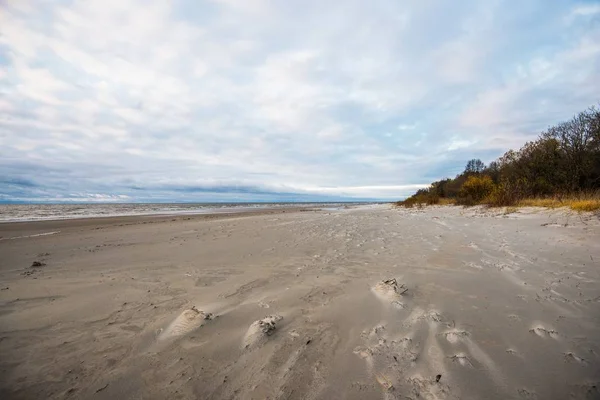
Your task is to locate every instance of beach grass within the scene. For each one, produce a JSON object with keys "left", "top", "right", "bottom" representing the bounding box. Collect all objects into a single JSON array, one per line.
[
  {"left": 517, "top": 194, "right": 600, "bottom": 212},
  {"left": 397, "top": 193, "right": 600, "bottom": 212}
]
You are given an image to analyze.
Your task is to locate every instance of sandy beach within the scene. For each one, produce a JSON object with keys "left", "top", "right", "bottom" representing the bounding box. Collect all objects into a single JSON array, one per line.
[{"left": 1, "top": 205, "right": 599, "bottom": 400}]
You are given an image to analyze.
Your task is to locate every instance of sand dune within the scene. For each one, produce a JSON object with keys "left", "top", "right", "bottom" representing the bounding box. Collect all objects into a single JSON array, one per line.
[
  {"left": 158, "top": 306, "right": 214, "bottom": 341},
  {"left": 0, "top": 205, "right": 599, "bottom": 399}
]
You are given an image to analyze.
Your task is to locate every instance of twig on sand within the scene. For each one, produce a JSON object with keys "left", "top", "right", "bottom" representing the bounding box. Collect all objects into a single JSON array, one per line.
[{"left": 95, "top": 384, "right": 109, "bottom": 393}]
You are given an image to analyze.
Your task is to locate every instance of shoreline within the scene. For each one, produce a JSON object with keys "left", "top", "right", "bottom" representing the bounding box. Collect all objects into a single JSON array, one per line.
[
  {"left": 0, "top": 206, "right": 316, "bottom": 239},
  {"left": 0, "top": 202, "right": 375, "bottom": 225}
]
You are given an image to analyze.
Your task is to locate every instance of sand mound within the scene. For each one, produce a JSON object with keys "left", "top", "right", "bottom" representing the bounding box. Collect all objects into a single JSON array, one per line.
[
  {"left": 159, "top": 306, "right": 213, "bottom": 340},
  {"left": 372, "top": 278, "right": 408, "bottom": 302},
  {"left": 243, "top": 315, "right": 283, "bottom": 349},
  {"left": 441, "top": 330, "right": 470, "bottom": 343},
  {"left": 529, "top": 324, "right": 559, "bottom": 339}
]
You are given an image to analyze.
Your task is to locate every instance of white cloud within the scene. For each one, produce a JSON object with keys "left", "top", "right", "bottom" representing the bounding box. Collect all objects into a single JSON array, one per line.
[
  {"left": 397, "top": 124, "right": 416, "bottom": 131},
  {"left": 570, "top": 4, "right": 600, "bottom": 17},
  {"left": 458, "top": 17, "right": 600, "bottom": 150}
]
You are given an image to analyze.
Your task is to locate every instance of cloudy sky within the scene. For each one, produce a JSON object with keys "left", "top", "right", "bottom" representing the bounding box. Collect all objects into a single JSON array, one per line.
[{"left": 1, "top": 0, "right": 599, "bottom": 202}]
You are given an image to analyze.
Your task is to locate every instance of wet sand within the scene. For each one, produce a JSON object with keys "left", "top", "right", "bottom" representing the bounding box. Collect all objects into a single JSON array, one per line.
[{"left": 0, "top": 205, "right": 599, "bottom": 399}]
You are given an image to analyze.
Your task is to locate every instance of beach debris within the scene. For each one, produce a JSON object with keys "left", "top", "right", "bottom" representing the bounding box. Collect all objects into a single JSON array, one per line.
[
  {"left": 243, "top": 315, "right": 283, "bottom": 349},
  {"left": 257, "top": 315, "right": 280, "bottom": 335},
  {"left": 159, "top": 306, "right": 213, "bottom": 340},
  {"left": 375, "top": 374, "right": 394, "bottom": 391},
  {"left": 95, "top": 383, "right": 109, "bottom": 393},
  {"left": 436, "top": 374, "right": 442, "bottom": 382},
  {"left": 31, "top": 261, "right": 46, "bottom": 267}
]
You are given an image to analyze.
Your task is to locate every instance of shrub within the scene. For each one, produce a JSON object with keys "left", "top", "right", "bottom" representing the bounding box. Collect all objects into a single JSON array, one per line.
[
  {"left": 426, "top": 194, "right": 440, "bottom": 205},
  {"left": 485, "top": 181, "right": 520, "bottom": 207},
  {"left": 438, "top": 198, "right": 456, "bottom": 206},
  {"left": 458, "top": 175, "right": 495, "bottom": 204}
]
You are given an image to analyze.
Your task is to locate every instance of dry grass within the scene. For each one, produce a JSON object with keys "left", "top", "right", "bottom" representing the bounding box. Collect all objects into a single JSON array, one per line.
[
  {"left": 570, "top": 200, "right": 600, "bottom": 212},
  {"left": 397, "top": 194, "right": 599, "bottom": 212},
  {"left": 438, "top": 198, "right": 456, "bottom": 206},
  {"left": 395, "top": 197, "right": 456, "bottom": 208},
  {"left": 517, "top": 194, "right": 600, "bottom": 212},
  {"left": 518, "top": 198, "right": 564, "bottom": 208}
]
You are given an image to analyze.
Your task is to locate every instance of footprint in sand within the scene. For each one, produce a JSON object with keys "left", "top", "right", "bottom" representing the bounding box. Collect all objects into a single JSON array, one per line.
[
  {"left": 391, "top": 300, "right": 406, "bottom": 309},
  {"left": 439, "top": 330, "right": 470, "bottom": 344},
  {"left": 408, "top": 375, "right": 455, "bottom": 400},
  {"left": 448, "top": 353, "right": 474, "bottom": 367},
  {"left": 529, "top": 324, "right": 559, "bottom": 339},
  {"left": 419, "top": 310, "right": 443, "bottom": 323},
  {"left": 159, "top": 306, "right": 213, "bottom": 340},
  {"left": 360, "top": 325, "right": 386, "bottom": 340},
  {"left": 568, "top": 382, "right": 599, "bottom": 399},
  {"left": 242, "top": 315, "right": 283, "bottom": 349},
  {"left": 354, "top": 324, "right": 426, "bottom": 398},
  {"left": 258, "top": 301, "right": 270, "bottom": 309},
  {"left": 372, "top": 278, "right": 408, "bottom": 303},
  {"left": 517, "top": 388, "right": 538, "bottom": 399},
  {"left": 564, "top": 352, "right": 588, "bottom": 365}
]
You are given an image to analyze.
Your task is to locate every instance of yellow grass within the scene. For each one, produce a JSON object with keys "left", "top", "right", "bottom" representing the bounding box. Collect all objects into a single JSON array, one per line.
[
  {"left": 570, "top": 200, "right": 600, "bottom": 212},
  {"left": 518, "top": 198, "right": 564, "bottom": 208},
  {"left": 397, "top": 194, "right": 599, "bottom": 212},
  {"left": 517, "top": 195, "right": 600, "bottom": 212},
  {"left": 438, "top": 198, "right": 456, "bottom": 206}
]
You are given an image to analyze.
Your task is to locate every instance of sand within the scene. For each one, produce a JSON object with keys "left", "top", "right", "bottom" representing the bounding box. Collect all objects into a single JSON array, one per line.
[{"left": 0, "top": 205, "right": 599, "bottom": 399}]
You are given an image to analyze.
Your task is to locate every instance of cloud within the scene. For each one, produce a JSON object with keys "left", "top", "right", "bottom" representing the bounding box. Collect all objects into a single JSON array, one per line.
[
  {"left": 569, "top": 4, "right": 600, "bottom": 18},
  {"left": 0, "top": 0, "right": 599, "bottom": 202}
]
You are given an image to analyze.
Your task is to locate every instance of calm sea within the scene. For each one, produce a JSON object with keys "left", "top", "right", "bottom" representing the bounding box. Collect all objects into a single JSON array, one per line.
[{"left": 0, "top": 203, "right": 371, "bottom": 223}]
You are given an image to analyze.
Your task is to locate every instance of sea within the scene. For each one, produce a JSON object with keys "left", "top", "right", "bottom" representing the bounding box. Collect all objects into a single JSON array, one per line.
[{"left": 0, "top": 202, "right": 374, "bottom": 223}]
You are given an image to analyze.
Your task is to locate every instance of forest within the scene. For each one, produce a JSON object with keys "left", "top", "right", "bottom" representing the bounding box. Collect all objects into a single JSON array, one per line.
[{"left": 397, "top": 106, "right": 600, "bottom": 211}]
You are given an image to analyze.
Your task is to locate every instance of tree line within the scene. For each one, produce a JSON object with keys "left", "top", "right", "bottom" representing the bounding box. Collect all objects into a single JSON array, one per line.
[{"left": 398, "top": 105, "right": 600, "bottom": 208}]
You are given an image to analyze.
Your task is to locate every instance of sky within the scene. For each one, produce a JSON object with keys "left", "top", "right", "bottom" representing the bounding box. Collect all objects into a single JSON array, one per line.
[{"left": 0, "top": 0, "right": 599, "bottom": 202}]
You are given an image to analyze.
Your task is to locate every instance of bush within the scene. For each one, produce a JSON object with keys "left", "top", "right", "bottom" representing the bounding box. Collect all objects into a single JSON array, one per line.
[
  {"left": 484, "top": 181, "right": 520, "bottom": 206},
  {"left": 426, "top": 194, "right": 440, "bottom": 205},
  {"left": 458, "top": 176, "right": 495, "bottom": 205}
]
